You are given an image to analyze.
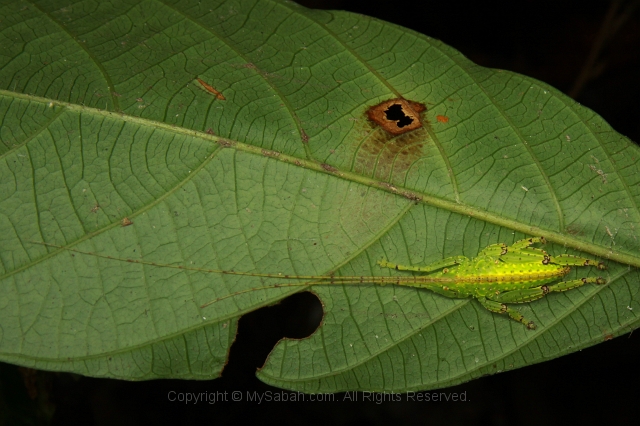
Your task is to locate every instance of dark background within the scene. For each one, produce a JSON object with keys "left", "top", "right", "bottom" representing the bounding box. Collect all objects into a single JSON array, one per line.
[{"left": 2, "top": 0, "right": 639, "bottom": 424}]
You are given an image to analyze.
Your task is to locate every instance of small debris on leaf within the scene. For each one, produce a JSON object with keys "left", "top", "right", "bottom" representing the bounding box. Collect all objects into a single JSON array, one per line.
[{"left": 196, "top": 78, "right": 226, "bottom": 100}]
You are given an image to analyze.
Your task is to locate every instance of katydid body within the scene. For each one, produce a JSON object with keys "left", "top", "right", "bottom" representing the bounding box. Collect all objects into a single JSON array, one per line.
[{"left": 377, "top": 237, "right": 606, "bottom": 329}]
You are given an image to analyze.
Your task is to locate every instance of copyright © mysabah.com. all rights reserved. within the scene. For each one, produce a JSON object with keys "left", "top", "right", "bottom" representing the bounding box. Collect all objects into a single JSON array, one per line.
[{"left": 167, "top": 390, "right": 468, "bottom": 404}]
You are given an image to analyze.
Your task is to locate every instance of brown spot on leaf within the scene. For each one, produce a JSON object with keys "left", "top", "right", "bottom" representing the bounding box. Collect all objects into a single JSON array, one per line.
[
  {"left": 436, "top": 115, "right": 449, "bottom": 123},
  {"left": 366, "top": 98, "right": 426, "bottom": 135},
  {"left": 321, "top": 163, "right": 338, "bottom": 173},
  {"left": 196, "top": 78, "right": 226, "bottom": 100},
  {"left": 121, "top": 217, "right": 133, "bottom": 227}
]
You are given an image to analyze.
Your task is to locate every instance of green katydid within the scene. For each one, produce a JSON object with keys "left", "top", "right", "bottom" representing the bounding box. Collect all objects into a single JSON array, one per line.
[{"left": 34, "top": 237, "right": 606, "bottom": 329}]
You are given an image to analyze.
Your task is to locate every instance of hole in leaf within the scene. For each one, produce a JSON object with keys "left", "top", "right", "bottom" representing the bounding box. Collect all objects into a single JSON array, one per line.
[
  {"left": 366, "top": 98, "right": 427, "bottom": 135},
  {"left": 222, "top": 292, "right": 322, "bottom": 382},
  {"left": 384, "top": 104, "right": 414, "bottom": 128}
]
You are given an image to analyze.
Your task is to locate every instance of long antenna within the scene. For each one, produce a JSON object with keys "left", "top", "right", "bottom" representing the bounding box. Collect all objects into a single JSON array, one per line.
[
  {"left": 29, "top": 241, "right": 427, "bottom": 282},
  {"left": 29, "top": 241, "right": 342, "bottom": 280},
  {"left": 28, "top": 241, "right": 450, "bottom": 310}
]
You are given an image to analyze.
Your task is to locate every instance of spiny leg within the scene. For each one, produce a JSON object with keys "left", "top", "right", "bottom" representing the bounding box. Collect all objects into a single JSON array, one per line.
[
  {"left": 498, "top": 238, "right": 550, "bottom": 263},
  {"left": 477, "top": 240, "right": 545, "bottom": 257},
  {"left": 509, "top": 237, "right": 546, "bottom": 250},
  {"left": 477, "top": 243, "right": 507, "bottom": 257},
  {"left": 377, "top": 256, "right": 468, "bottom": 273},
  {"left": 499, "top": 247, "right": 548, "bottom": 264},
  {"left": 508, "top": 238, "right": 606, "bottom": 270},
  {"left": 477, "top": 297, "right": 536, "bottom": 330},
  {"left": 547, "top": 254, "right": 606, "bottom": 270},
  {"left": 545, "top": 276, "right": 607, "bottom": 292}
]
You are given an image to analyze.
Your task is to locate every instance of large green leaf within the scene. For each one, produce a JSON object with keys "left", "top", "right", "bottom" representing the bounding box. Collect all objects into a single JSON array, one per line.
[{"left": 0, "top": 0, "right": 638, "bottom": 392}]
